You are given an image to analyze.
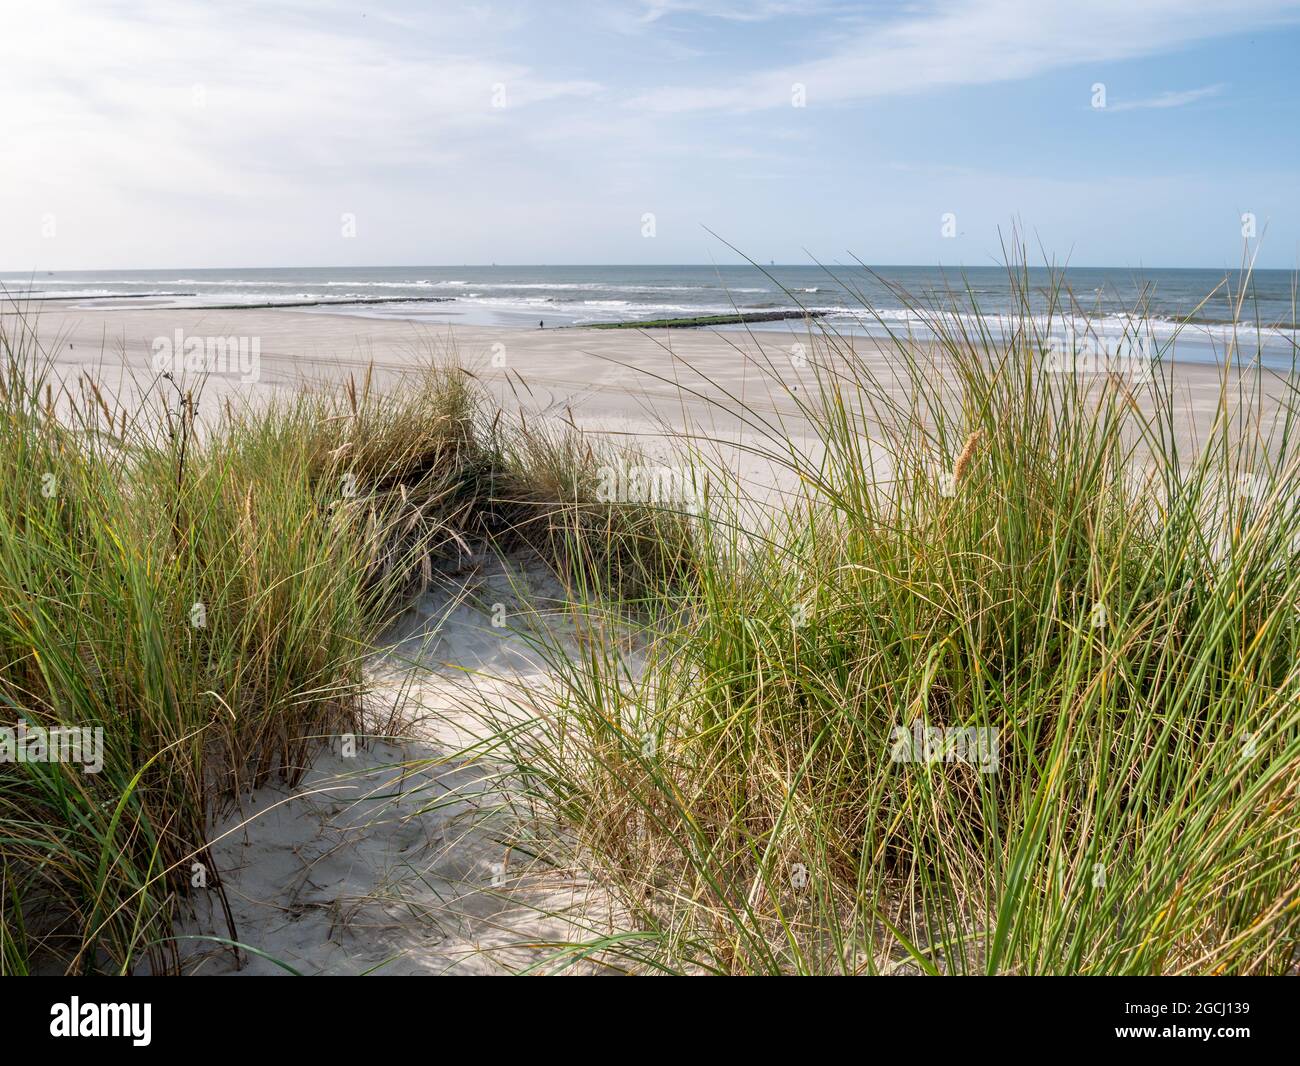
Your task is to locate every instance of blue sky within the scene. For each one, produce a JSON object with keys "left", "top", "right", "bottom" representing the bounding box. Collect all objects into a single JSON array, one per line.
[{"left": 3, "top": 0, "right": 1299, "bottom": 269}]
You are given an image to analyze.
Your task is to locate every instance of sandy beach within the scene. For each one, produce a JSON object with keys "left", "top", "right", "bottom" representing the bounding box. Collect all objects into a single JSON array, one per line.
[
  {"left": 16, "top": 303, "right": 826, "bottom": 421},
  {"left": 11, "top": 302, "right": 1263, "bottom": 455}
]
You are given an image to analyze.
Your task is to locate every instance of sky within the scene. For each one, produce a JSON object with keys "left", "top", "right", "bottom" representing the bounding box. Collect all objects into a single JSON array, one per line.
[{"left": 3, "top": 0, "right": 1299, "bottom": 270}]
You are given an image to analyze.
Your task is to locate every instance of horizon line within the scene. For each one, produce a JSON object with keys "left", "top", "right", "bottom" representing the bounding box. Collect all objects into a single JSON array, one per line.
[{"left": 1, "top": 261, "right": 1292, "bottom": 275}]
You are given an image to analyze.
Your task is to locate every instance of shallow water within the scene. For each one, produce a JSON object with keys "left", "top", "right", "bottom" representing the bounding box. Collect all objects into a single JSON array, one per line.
[{"left": 4, "top": 263, "right": 1296, "bottom": 367}]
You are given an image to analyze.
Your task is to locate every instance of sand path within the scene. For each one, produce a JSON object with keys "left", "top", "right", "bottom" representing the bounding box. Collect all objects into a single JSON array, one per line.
[{"left": 173, "top": 550, "right": 622, "bottom": 976}]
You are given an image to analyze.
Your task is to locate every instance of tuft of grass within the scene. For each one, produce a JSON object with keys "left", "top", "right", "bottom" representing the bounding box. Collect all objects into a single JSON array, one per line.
[
  {"left": 493, "top": 253, "right": 1300, "bottom": 975},
  {"left": 486, "top": 415, "right": 700, "bottom": 603},
  {"left": 0, "top": 332, "right": 486, "bottom": 971},
  {"left": 0, "top": 320, "right": 679, "bottom": 974}
]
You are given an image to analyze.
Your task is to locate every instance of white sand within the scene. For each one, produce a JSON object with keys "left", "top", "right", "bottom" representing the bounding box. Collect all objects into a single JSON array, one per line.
[
  {"left": 12, "top": 302, "right": 1267, "bottom": 535},
  {"left": 10, "top": 301, "right": 1266, "bottom": 460},
  {"left": 171, "top": 550, "right": 622, "bottom": 976}
]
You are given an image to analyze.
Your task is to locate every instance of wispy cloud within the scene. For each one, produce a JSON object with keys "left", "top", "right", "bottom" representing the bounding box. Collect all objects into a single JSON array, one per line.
[
  {"left": 2, "top": 0, "right": 1295, "bottom": 268},
  {"left": 1106, "top": 83, "right": 1227, "bottom": 112},
  {"left": 0, "top": 0, "right": 602, "bottom": 200},
  {"left": 637, "top": 1, "right": 822, "bottom": 23},
  {"left": 630, "top": 0, "right": 1299, "bottom": 112}
]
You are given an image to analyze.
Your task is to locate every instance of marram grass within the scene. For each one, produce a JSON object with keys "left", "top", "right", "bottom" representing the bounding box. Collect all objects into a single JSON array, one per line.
[
  {"left": 4, "top": 256, "right": 1299, "bottom": 976},
  {"left": 0, "top": 322, "right": 684, "bottom": 974},
  {"left": 489, "top": 259, "right": 1300, "bottom": 975}
]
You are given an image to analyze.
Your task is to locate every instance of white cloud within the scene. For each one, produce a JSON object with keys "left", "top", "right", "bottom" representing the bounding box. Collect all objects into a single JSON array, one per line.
[
  {"left": 0, "top": 1, "right": 601, "bottom": 199},
  {"left": 637, "top": 0, "right": 822, "bottom": 22},
  {"left": 0, "top": 0, "right": 613, "bottom": 265},
  {"left": 1, "top": 0, "right": 1293, "bottom": 268},
  {"left": 1106, "top": 83, "right": 1227, "bottom": 112},
  {"left": 630, "top": 0, "right": 1299, "bottom": 112}
]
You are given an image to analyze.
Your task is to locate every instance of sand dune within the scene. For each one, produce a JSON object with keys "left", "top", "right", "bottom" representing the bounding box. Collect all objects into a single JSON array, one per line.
[
  {"left": 21, "top": 304, "right": 1283, "bottom": 975},
  {"left": 172, "top": 551, "right": 620, "bottom": 976}
]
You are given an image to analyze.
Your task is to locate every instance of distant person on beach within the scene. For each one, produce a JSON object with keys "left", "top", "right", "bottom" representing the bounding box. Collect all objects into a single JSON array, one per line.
[{"left": 539, "top": 320, "right": 544, "bottom": 328}]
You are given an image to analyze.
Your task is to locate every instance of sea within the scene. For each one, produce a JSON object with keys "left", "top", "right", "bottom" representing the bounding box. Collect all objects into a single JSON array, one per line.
[{"left": 2, "top": 264, "right": 1296, "bottom": 365}]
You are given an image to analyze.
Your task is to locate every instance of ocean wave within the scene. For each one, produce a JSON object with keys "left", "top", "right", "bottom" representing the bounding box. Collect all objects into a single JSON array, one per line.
[
  {"left": 10, "top": 271, "right": 1293, "bottom": 343},
  {"left": 3, "top": 288, "right": 118, "bottom": 298},
  {"left": 168, "top": 278, "right": 437, "bottom": 289}
]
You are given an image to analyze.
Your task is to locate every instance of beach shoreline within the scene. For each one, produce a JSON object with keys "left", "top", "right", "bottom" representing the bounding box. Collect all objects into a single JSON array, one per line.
[{"left": 12, "top": 303, "right": 1274, "bottom": 457}]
